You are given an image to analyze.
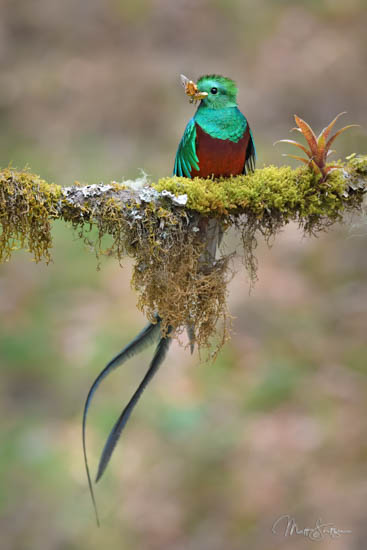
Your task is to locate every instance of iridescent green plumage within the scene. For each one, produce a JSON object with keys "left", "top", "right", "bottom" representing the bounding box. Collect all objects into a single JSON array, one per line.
[
  {"left": 174, "top": 118, "right": 199, "bottom": 178},
  {"left": 197, "top": 74, "right": 238, "bottom": 107}
]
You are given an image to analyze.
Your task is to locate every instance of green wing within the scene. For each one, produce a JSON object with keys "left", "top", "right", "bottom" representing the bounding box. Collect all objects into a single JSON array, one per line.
[
  {"left": 243, "top": 127, "right": 256, "bottom": 174},
  {"left": 173, "top": 118, "right": 199, "bottom": 178}
]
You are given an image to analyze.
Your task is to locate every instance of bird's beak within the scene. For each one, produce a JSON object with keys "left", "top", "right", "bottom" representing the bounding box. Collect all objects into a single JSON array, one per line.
[
  {"left": 180, "top": 74, "right": 208, "bottom": 103},
  {"left": 192, "top": 91, "right": 209, "bottom": 102}
]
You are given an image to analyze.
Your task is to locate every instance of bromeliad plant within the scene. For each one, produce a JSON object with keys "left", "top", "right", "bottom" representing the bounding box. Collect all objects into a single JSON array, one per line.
[{"left": 277, "top": 113, "right": 359, "bottom": 182}]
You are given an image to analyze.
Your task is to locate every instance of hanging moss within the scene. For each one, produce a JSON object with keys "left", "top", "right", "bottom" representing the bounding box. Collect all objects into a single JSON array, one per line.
[{"left": 0, "top": 168, "right": 62, "bottom": 263}]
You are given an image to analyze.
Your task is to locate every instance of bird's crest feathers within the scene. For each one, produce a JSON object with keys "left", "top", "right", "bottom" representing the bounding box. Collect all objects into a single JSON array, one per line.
[{"left": 197, "top": 74, "right": 238, "bottom": 98}]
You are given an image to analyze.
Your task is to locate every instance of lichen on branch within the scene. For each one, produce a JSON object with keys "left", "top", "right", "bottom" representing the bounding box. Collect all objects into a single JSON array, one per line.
[{"left": 0, "top": 154, "right": 366, "bottom": 352}]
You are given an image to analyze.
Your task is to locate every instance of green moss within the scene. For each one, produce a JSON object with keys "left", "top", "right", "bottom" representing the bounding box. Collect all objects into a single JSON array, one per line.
[
  {"left": 0, "top": 168, "right": 61, "bottom": 263},
  {"left": 347, "top": 153, "right": 367, "bottom": 174},
  {"left": 154, "top": 161, "right": 363, "bottom": 222}
]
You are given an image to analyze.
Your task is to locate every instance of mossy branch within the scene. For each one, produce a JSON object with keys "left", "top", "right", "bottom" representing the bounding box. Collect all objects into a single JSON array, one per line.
[{"left": 1, "top": 154, "right": 366, "bottom": 352}]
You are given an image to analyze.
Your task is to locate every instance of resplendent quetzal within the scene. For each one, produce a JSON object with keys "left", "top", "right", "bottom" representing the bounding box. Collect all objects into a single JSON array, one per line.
[
  {"left": 174, "top": 73, "right": 256, "bottom": 266},
  {"left": 174, "top": 74, "right": 255, "bottom": 179},
  {"left": 83, "top": 74, "right": 256, "bottom": 525}
]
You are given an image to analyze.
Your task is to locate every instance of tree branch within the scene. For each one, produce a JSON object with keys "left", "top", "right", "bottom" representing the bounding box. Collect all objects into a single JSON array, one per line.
[{"left": 1, "top": 155, "right": 366, "bottom": 352}]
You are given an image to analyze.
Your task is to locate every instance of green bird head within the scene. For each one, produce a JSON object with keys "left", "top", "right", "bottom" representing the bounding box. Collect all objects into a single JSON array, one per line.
[{"left": 181, "top": 74, "right": 238, "bottom": 109}]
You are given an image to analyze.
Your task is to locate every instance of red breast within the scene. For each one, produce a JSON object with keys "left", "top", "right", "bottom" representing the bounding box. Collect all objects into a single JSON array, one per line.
[{"left": 190, "top": 124, "right": 250, "bottom": 178}]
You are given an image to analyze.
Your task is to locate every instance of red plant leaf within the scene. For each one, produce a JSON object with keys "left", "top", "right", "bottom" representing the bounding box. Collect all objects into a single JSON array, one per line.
[
  {"left": 282, "top": 154, "right": 313, "bottom": 165},
  {"left": 309, "top": 159, "right": 321, "bottom": 174},
  {"left": 317, "top": 112, "right": 347, "bottom": 143},
  {"left": 326, "top": 125, "right": 360, "bottom": 150},
  {"left": 294, "top": 115, "right": 318, "bottom": 157},
  {"left": 316, "top": 133, "right": 326, "bottom": 165},
  {"left": 282, "top": 154, "right": 320, "bottom": 175},
  {"left": 324, "top": 165, "right": 341, "bottom": 175},
  {"left": 317, "top": 133, "right": 326, "bottom": 148},
  {"left": 274, "top": 139, "right": 312, "bottom": 158}
]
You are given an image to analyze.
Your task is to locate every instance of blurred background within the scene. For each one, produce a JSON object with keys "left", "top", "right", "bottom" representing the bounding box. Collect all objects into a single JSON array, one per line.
[{"left": 1, "top": 1, "right": 367, "bottom": 549}]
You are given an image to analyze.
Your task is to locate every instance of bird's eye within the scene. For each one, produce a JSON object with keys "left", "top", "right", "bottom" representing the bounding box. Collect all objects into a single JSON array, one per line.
[{"left": 210, "top": 87, "right": 218, "bottom": 95}]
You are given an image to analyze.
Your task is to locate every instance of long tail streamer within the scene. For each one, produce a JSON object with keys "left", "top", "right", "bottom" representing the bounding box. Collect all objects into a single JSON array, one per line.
[
  {"left": 95, "top": 326, "right": 173, "bottom": 483},
  {"left": 82, "top": 315, "right": 162, "bottom": 526}
]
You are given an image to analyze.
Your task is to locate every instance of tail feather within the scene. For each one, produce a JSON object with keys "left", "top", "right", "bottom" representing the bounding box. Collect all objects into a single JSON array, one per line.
[
  {"left": 82, "top": 315, "right": 161, "bottom": 526},
  {"left": 95, "top": 326, "right": 173, "bottom": 483}
]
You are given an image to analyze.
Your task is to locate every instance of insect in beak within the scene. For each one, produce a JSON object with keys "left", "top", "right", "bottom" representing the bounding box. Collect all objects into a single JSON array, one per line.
[{"left": 180, "top": 74, "right": 208, "bottom": 103}]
